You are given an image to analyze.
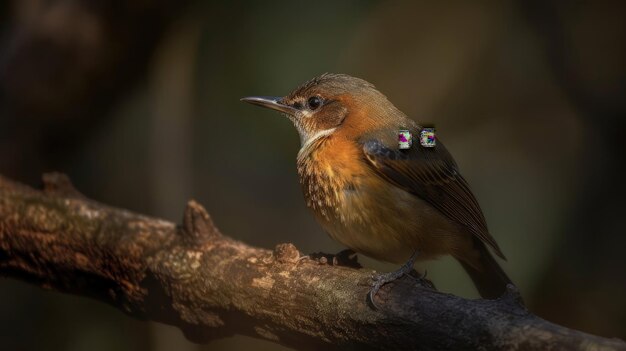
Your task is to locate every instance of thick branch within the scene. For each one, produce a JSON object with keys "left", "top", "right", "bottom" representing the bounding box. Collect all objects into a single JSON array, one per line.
[{"left": 0, "top": 174, "right": 624, "bottom": 350}]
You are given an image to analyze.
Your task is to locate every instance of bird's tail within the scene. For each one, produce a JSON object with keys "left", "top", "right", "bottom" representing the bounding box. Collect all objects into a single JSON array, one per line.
[{"left": 457, "top": 239, "right": 513, "bottom": 300}]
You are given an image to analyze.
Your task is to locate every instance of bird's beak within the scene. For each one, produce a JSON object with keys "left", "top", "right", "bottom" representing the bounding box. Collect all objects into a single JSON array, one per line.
[{"left": 240, "top": 96, "right": 298, "bottom": 115}]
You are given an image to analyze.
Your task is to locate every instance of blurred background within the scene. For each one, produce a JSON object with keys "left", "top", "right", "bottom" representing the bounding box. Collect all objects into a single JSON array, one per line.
[{"left": 0, "top": 0, "right": 625, "bottom": 350}]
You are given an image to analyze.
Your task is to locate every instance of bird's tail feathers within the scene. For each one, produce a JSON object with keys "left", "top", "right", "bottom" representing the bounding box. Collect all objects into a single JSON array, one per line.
[{"left": 457, "top": 239, "right": 515, "bottom": 300}]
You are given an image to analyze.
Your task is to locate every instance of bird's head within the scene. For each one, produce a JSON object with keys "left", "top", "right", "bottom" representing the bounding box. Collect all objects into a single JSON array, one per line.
[{"left": 242, "top": 73, "right": 405, "bottom": 152}]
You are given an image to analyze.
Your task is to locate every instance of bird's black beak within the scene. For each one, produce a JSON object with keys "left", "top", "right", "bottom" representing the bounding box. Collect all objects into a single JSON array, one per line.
[{"left": 240, "top": 96, "right": 298, "bottom": 115}]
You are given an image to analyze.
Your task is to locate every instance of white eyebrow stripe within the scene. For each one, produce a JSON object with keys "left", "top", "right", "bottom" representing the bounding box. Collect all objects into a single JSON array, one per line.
[{"left": 298, "top": 128, "right": 337, "bottom": 157}]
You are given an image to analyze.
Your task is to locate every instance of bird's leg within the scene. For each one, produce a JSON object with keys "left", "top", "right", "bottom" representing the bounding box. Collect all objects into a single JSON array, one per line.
[
  {"left": 332, "top": 249, "right": 360, "bottom": 268},
  {"left": 368, "top": 250, "right": 419, "bottom": 310}
]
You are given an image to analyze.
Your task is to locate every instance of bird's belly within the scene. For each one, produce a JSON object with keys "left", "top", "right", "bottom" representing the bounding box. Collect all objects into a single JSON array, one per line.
[
  {"left": 315, "top": 181, "right": 463, "bottom": 265},
  {"left": 298, "top": 143, "right": 464, "bottom": 265}
]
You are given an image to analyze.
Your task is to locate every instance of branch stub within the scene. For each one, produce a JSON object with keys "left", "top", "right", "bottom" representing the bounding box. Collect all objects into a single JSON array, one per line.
[
  {"left": 273, "top": 243, "right": 300, "bottom": 264},
  {"left": 182, "top": 200, "right": 220, "bottom": 245},
  {"left": 42, "top": 172, "right": 85, "bottom": 199}
]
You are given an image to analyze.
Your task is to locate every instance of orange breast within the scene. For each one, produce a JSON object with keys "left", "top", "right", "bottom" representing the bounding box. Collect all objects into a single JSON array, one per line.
[
  {"left": 297, "top": 135, "right": 365, "bottom": 220},
  {"left": 297, "top": 134, "right": 467, "bottom": 264},
  {"left": 297, "top": 135, "right": 416, "bottom": 262}
]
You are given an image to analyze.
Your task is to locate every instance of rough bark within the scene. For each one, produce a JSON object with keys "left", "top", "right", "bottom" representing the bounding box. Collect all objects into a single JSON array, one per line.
[{"left": 0, "top": 173, "right": 624, "bottom": 351}]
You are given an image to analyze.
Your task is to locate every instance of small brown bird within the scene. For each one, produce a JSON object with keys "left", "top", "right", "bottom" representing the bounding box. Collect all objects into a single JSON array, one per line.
[{"left": 242, "top": 73, "right": 512, "bottom": 304}]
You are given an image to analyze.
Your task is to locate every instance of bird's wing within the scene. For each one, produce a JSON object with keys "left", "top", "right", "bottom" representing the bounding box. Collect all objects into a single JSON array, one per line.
[{"left": 361, "top": 134, "right": 505, "bottom": 259}]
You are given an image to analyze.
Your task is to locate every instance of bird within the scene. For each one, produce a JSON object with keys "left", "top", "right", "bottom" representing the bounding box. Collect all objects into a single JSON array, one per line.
[{"left": 241, "top": 73, "right": 513, "bottom": 306}]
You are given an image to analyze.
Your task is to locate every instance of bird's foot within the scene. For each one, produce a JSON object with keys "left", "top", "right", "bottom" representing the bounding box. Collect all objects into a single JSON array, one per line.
[
  {"left": 309, "top": 249, "right": 361, "bottom": 268},
  {"left": 368, "top": 270, "right": 409, "bottom": 310},
  {"left": 368, "top": 251, "right": 419, "bottom": 310},
  {"left": 333, "top": 249, "right": 360, "bottom": 267}
]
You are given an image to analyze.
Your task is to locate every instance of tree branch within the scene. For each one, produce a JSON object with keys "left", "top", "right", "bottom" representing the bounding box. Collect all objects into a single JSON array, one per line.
[{"left": 0, "top": 174, "right": 624, "bottom": 350}]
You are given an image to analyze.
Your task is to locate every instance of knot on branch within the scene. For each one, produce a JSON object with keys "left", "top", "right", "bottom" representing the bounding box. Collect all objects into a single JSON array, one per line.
[
  {"left": 273, "top": 243, "right": 300, "bottom": 264},
  {"left": 42, "top": 172, "right": 85, "bottom": 199},
  {"left": 182, "top": 200, "right": 220, "bottom": 245},
  {"left": 501, "top": 284, "right": 527, "bottom": 309}
]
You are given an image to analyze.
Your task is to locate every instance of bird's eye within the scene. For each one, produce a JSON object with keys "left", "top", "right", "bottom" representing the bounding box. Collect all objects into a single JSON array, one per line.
[{"left": 307, "top": 96, "right": 322, "bottom": 110}]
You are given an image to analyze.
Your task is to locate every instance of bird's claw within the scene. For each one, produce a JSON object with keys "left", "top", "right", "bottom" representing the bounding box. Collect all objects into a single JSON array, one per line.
[
  {"left": 367, "top": 268, "right": 410, "bottom": 310},
  {"left": 367, "top": 251, "right": 420, "bottom": 310},
  {"left": 368, "top": 281, "right": 383, "bottom": 310}
]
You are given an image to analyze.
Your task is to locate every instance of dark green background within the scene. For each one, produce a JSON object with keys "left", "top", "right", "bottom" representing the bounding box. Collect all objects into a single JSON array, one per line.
[{"left": 1, "top": 1, "right": 624, "bottom": 350}]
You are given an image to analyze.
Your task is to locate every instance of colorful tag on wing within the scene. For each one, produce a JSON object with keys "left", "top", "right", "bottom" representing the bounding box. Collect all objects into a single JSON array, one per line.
[
  {"left": 420, "top": 128, "right": 436, "bottom": 148},
  {"left": 399, "top": 130, "right": 412, "bottom": 149}
]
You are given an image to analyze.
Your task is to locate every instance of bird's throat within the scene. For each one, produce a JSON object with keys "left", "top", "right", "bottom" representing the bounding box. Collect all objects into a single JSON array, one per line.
[{"left": 297, "top": 127, "right": 337, "bottom": 159}]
